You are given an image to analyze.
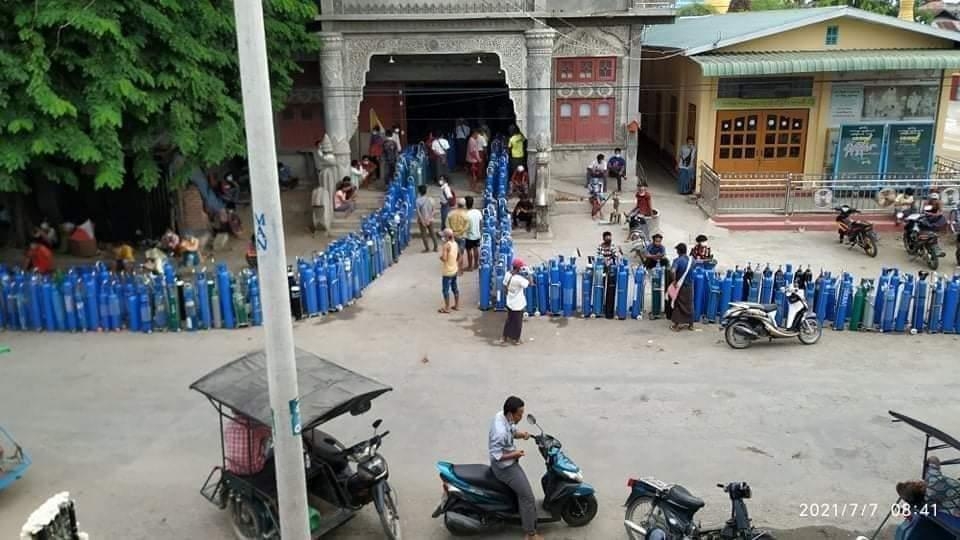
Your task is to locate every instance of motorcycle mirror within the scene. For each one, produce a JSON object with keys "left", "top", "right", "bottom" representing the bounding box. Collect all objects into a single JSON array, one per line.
[
  {"left": 527, "top": 414, "right": 538, "bottom": 425},
  {"left": 372, "top": 419, "right": 382, "bottom": 430}
]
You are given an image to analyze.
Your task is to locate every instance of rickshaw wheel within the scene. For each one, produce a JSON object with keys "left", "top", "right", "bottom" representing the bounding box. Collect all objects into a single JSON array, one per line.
[{"left": 230, "top": 497, "right": 266, "bottom": 540}]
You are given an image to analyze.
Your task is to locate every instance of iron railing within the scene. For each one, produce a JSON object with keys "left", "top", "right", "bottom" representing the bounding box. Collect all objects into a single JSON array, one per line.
[
  {"left": 696, "top": 162, "right": 960, "bottom": 217},
  {"left": 328, "top": 0, "right": 535, "bottom": 15}
]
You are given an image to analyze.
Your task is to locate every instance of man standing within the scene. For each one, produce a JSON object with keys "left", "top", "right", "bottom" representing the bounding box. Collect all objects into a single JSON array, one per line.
[
  {"left": 677, "top": 136, "right": 697, "bottom": 195},
  {"left": 416, "top": 185, "right": 438, "bottom": 252},
  {"left": 447, "top": 198, "right": 470, "bottom": 272},
  {"left": 464, "top": 196, "right": 483, "bottom": 271},
  {"left": 438, "top": 228, "right": 460, "bottom": 314},
  {"left": 431, "top": 131, "right": 451, "bottom": 183},
  {"left": 381, "top": 129, "right": 400, "bottom": 185},
  {"left": 466, "top": 130, "right": 482, "bottom": 190},
  {"left": 597, "top": 231, "right": 621, "bottom": 319},
  {"left": 607, "top": 148, "right": 626, "bottom": 193},
  {"left": 508, "top": 125, "right": 526, "bottom": 175},
  {"left": 454, "top": 118, "right": 471, "bottom": 170},
  {"left": 439, "top": 175, "right": 454, "bottom": 231},
  {"left": 489, "top": 396, "right": 541, "bottom": 540}
]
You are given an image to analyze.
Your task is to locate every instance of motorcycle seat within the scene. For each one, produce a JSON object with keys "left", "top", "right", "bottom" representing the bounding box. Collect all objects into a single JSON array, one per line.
[
  {"left": 451, "top": 464, "right": 512, "bottom": 493},
  {"left": 736, "top": 302, "right": 779, "bottom": 312},
  {"left": 665, "top": 485, "right": 705, "bottom": 510}
]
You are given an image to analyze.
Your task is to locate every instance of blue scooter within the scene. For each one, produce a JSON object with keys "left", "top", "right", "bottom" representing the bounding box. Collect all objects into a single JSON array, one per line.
[{"left": 432, "top": 414, "right": 598, "bottom": 535}]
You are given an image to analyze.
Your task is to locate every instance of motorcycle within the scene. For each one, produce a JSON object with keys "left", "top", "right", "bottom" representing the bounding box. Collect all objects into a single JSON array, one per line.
[
  {"left": 720, "top": 284, "right": 821, "bottom": 349},
  {"left": 902, "top": 207, "right": 946, "bottom": 270},
  {"left": 624, "top": 478, "right": 774, "bottom": 540},
  {"left": 431, "top": 414, "right": 598, "bottom": 535},
  {"left": 835, "top": 205, "right": 878, "bottom": 258},
  {"left": 627, "top": 212, "right": 650, "bottom": 258}
]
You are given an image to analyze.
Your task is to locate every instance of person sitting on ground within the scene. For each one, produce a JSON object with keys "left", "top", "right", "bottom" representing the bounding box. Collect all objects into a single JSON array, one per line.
[
  {"left": 642, "top": 233, "right": 669, "bottom": 270},
  {"left": 224, "top": 413, "right": 273, "bottom": 476},
  {"left": 896, "top": 455, "right": 960, "bottom": 536},
  {"left": 632, "top": 184, "right": 653, "bottom": 217},
  {"left": 334, "top": 178, "right": 356, "bottom": 215},
  {"left": 511, "top": 165, "right": 529, "bottom": 197},
  {"left": 690, "top": 234, "right": 715, "bottom": 265},
  {"left": 24, "top": 235, "right": 54, "bottom": 274},
  {"left": 512, "top": 192, "right": 535, "bottom": 232}
]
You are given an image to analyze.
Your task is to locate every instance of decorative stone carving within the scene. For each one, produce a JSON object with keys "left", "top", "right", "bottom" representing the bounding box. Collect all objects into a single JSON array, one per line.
[
  {"left": 553, "top": 27, "right": 627, "bottom": 57},
  {"left": 316, "top": 135, "right": 339, "bottom": 233},
  {"left": 343, "top": 34, "right": 527, "bottom": 136},
  {"left": 535, "top": 132, "right": 550, "bottom": 153},
  {"left": 319, "top": 32, "right": 350, "bottom": 180},
  {"left": 332, "top": 0, "right": 534, "bottom": 15}
]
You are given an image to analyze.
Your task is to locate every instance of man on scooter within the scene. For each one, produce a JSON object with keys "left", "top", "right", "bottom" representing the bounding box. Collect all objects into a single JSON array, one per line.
[{"left": 489, "top": 396, "right": 542, "bottom": 540}]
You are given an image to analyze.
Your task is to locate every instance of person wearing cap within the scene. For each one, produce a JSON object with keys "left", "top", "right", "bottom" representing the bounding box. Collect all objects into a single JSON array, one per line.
[
  {"left": 501, "top": 259, "right": 533, "bottom": 345},
  {"left": 447, "top": 198, "right": 470, "bottom": 272},
  {"left": 641, "top": 233, "right": 669, "bottom": 270},
  {"left": 438, "top": 228, "right": 460, "bottom": 314},
  {"left": 510, "top": 165, "right": 529, "bottom": 198}
]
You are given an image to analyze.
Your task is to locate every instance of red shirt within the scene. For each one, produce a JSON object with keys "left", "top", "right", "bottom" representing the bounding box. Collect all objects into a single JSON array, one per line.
[
  {"left": 635, "top": 191, "right": 653, "bottom": 216},
  {"left": 224, "top": 418, "right": 272, "bottom": 475},
  {"left": 28, "top": 244, "right": 54, "bottom": 273}
]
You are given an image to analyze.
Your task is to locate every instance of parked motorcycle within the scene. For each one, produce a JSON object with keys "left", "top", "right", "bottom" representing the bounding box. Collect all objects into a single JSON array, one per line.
[
  {"left": 835, "top": 205, "right": 878, "bottom": 258},
  {"left": 624, "top": 478, "right": 774, "bottom": 540},
  {"left": 431, "top": 414, "right": 598, "bottom": 535},
  {"left": 627, "top": 213, "right": 650, "bottom": 258},
  {"left": 720, "top": 284, "right": 821, "bottom": 349},
  {"left": 903, "top": 207, "right": 946, "bottom": 270}
]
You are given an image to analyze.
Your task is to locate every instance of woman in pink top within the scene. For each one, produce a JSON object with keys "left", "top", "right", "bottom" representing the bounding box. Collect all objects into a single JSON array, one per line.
[{"left": 466, "top": 131, "right": 482, "bottom": 190}]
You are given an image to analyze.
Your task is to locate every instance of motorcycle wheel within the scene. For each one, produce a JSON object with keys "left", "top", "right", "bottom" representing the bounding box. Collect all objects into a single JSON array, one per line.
[
  {"left": 798, "top": 317, "right": 822, "bottom": 345},
  {"left": 624, "top": 497, "right": 668, "bottom": 540},
  {"left": 230, "top": 497, "right": 266, "bottom": 540},
  {"left": 724, "top": 321, "right": 754, "bottom": 349},
  {"left": 561, "top": 494, "right": 598, "bottom": 527},
  {"left": 375, "top": 481, "right": 402, "bottom": 540},
  {"left": 862, "top": 236, "right": 878, "bottom": 258},
  {"left": 926, "top": 246, "right": 940, "bottom": 271}
]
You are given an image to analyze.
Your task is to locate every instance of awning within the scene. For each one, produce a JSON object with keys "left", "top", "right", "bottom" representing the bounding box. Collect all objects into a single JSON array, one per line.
[{"left": 693, "top": 49, "right": 960, "bottom": 77}]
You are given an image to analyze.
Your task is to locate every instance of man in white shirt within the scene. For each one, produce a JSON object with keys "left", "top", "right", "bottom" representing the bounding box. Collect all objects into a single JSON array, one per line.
[
  {"left": 439, "top": 176, "right": 454, "bottom": 231},
  {"left": 464, "top": 195, "right": 483, "bottom": 271},
  {"left": 454, "top": 118, "right": 470, "bottom": 170},
  {"left": 431, "top": 132, "right": 450, "bottom": 183}
]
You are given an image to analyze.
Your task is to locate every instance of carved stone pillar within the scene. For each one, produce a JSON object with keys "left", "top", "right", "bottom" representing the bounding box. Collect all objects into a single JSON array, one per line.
[
  {"left": 624, "top": 25, "right": 643, "bottom": 187},
  {"left": 525, "top": 27, "right": 557, "bottom": 234},
  {"left": 318, "top": 32, "right": 350, "bottom": 180}
]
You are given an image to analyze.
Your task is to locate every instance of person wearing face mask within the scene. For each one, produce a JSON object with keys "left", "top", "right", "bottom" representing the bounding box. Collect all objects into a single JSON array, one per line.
[
  {"left": 597, "top": 231, "right": 622, "bottom": 319},
  {"left": 488, "top": 396, "right": 541, "bottom": 540},
  {"left": 607, "top": 148, "right": 627, "bottom": 193}
]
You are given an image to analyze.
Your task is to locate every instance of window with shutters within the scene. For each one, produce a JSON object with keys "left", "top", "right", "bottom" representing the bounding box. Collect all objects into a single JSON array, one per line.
[
  {"left": 555, "top": 98, "right": 615, "bottom": 144},
  {"left": 555, "top": 56, "right": 618, "bottom": 83},
  {"left": 557, "top": 59, "right": 575, "bottom": 81}
]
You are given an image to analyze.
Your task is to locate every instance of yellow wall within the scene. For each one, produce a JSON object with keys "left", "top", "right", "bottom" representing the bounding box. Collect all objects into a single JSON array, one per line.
[{"left": 722, "top": 18, "right": 952, "bottom": 52}]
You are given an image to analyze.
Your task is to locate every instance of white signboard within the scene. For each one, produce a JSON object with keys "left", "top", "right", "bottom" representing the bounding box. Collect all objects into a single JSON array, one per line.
[{"left": 829, "top": 85, "right": 864, "bottom": 125}]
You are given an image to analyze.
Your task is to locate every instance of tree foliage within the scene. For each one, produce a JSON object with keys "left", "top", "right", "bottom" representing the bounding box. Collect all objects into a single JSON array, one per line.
[
  {"left": 0, "top": 0, "right": 318, "bottom": 192},
  {"left": 678, "top": 3, "right": 718, "bottom": 15}
]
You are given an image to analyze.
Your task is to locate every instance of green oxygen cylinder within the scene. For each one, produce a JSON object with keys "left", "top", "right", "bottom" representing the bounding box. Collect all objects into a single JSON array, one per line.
[
  {"left": 849, "top": 279, "right": 867, "bottom": 330},
  {"left": 167, "top": 279, "right": 182, "bottom": 332},
  {"left": 233, "top": 275, "right": 249, "bottom": 327}
]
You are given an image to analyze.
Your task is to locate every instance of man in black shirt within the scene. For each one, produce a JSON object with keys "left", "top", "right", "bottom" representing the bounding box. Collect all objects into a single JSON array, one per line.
[{"left": 597, "top": 231, "right": 621, "bottom": 319}]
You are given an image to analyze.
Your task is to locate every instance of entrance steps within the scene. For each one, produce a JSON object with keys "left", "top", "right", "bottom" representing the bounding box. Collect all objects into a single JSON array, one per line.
[{"left": 711, "top": 213, "right": 900, "bottom": 233}]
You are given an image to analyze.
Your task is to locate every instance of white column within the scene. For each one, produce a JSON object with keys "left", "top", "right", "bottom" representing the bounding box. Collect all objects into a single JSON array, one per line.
[
  {"left": 524, "top": 27, "right": 557, "bottom": 235},
  {"left": 625, "top": 24, "right": 643, "bottom": 187},
  {"left": 318, "top": 32, "right": 351, "bottom": 180}
]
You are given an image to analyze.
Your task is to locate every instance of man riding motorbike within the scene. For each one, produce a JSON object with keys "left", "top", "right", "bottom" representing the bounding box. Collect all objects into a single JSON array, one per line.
[{"left": 489, "top": 396, "right": 542, "bottom": 540}]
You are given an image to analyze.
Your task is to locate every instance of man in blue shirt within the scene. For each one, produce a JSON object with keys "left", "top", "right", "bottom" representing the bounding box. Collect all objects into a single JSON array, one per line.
[
  {"left": 607, "top": 148, "right": 627, "bottom": 193},
  {"left": 642, "top": 233, "right": 670, "bottom": 270},
  {"left": 488, "top": 396, "right": 541, "bottom": 540}
]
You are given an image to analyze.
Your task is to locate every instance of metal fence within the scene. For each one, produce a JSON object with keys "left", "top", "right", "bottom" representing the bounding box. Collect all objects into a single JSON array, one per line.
[{"left": 697, "top": 162, "right": 960, "bottom": 217}]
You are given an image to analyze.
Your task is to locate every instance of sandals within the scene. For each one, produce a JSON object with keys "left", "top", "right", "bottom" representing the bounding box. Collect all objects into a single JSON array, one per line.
[{"left": 438, "top": 308, "right": 450, "bottom": 314}]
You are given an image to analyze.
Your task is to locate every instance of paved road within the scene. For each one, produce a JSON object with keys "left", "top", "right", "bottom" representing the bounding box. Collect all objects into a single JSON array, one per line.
[{"left": 1, "top": 243, "right": 957, "bottom": 540}]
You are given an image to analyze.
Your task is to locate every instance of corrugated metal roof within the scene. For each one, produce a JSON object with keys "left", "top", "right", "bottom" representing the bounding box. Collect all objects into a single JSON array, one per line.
[
  {"left": 693, "top": 49, "right": 960, "bottom": 76},
  {"left": 642, "top": 6, "right": 960, "bottom": 55}
]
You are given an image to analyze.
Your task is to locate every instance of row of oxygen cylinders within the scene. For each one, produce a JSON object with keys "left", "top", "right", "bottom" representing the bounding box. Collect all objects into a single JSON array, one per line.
[
  {"left": 3, "top": 148, "right": 420, "bottom": 333},
  {"left": 476, "top": 142, "right": 514, "bottom": 310},
  {"left": 482, "top": 256, "right": 960, "bottom": 334}
]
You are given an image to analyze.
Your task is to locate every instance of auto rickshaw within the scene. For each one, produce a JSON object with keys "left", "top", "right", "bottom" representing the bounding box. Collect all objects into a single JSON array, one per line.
[
  {"left": 190, "top": 349, "right": 401, "bottom": 539},
  {"left": 0, "top": 425, "right": 31, "bottom": 493},
  {"left": 859, "top": 411, "right": 960, "bottom": 540}
]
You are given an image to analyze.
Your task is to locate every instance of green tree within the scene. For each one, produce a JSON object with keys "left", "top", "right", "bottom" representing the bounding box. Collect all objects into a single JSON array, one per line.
[
  {"left": 812, "top": 0, "right": 897, "bottom": 16},
  {"left": 0, "top": 0, "right": 318, "bottom": 192},
  {"left": 678, "top": 3, "right": 718, "bottom": 15}
]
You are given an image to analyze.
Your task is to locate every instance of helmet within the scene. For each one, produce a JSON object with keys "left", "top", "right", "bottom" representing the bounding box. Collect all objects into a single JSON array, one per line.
[{"left": 516, "top": 165, "right": 525, "bottom": 173}]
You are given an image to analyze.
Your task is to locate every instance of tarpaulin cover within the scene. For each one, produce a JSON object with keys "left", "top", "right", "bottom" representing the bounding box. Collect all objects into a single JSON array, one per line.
[{"left": 190, "top": 348, "right": 392, "bottom": 430}]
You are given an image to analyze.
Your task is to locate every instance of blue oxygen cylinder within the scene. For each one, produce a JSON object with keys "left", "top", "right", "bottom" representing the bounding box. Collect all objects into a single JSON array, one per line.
[
  {"left": 250, "top": 274, "right": 263, "bottom": 326},
  {"left": 895, "top": 275, "right": 915, "bottom": 333},
  {"left": 138, "top": 285, "right": 152, "bottom": 334},
  {"left": 581, "top": 265, "right": 593, "bottom": 318},
  {"left": 49, "top": 280, "right": 65, "bottom": 331},
  {"left": 536, "top": 266, "right": 549, "bottom": 317},
  {"left": 570, "top": 258, "right": 578, "bottom": 313},
  {"left": 153, "top": 277, "right": 167, "bottom": 331},
  {"left": 834, "top": 275, "right": 851, "bottom": 330},
  {"left": 913, "top": 273, "right": 929, "bottom": 333},
  {"left": 41, "top": 279, "right": 56, "bottom": 332},
  {"left": 881, "top": 281, "right": 897, "bottom": 333},
  {"left": 183, "top": 281, "right": 197, "bottom": 331},
  {"left": 525, "top": 271, "right": 537, "bottom": 317},
  {"left": 616, "top": 262, "right": 629, "bottom": 320},
  {"left": 718, "top": 270, "right": 733, "bottom": 316},
  {"left": 2, "top": 276, "right": 15, "bottom": 330},
  {"left": 75, "top": 278, "right": 89, "bottom": 332},
  {"left": 337, "top": 257, "right": 351, "bottom": 308},
  {"left": 692, "top": 266, "right": 706, "bottom": 321},
  {"left": 731, "top": 268, "right": 743, "bottom": 303},
  {"left": 929, "top": 277, "right": 945, "bottom": 333},
  {"left": 630, "top": 266, "right": 646, "bottom": 320},
  {"left": 301, "top": 262, "right": 319, "bottom": 316},
  {"left": 108, "top": 281, "right": 122, "bottom": 331},
  {"left": 479, "top": 258, "right": 492, "bottom": 310},
  {"left": 196, "top": 271, "right": 211, "bottom": 330},
  {"left": 61, "top": 277, "right": 77, "bottom": 332},
  {"left": 874, "top": 269, "right": 891, "bottom": 328},
  {"left": 125, "top": 282, "right": 140, "bottom": 332},
  {"left": 562, "top": 259, "right": 576, "bottom": 317},
  {"left": 748, "top": 271, "right": 761, "bottom": 304},
  {"left": 706, "top": 272, "right": 720, "bottom": 322},
  {"left": 97, "top": 280, "right": 110, "bottom": 331},
  {"left": 16, "top": 278, "right": 29, "bottom": 331},
  {"left": 27, "top": 275, "right": 43, "bottom": 331},
  {"left": 327, "top": 257, "right": 342, "bottom": 311},
  {"left": 549, "top": 259, "right": 562, "bottom": 316},
  {"left": 825, "top": 274, "right": 838, "bottom": 322},
  {"left": 217, "top": 263, "right": 235, "bottom": 329},
  {"left": 81, "top": 273, "right": 97, "bottom": 330},
  {"left": 804, "top": 280, "right": 815, "bottom": 315},
  {"left": 780, "top": 265, "right": 791, "bottom": 293},
  {"left": 814, "top": 274, "right": 828, "bottom": 325},
  {"left": 591, "top": 258, "right": 605, "bottom": 319},
  {"left": 774, "top": 287, "right": 786, "bottom": 326},
  {"left": 759, "top": 265, "right": 773, "bottom": 304},
  {"left": 942, "top": 277, "right": 960, "bottom": 333},
  {"left": 494, "top": 257, "right": 507, "bottom": 311},
  {"left": 316, "top": 259, "right": 330, "bottom": 316}
]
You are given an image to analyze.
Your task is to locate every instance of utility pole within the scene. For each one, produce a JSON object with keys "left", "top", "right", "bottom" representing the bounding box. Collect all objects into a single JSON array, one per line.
[{"left": 232, "top": 2, "right": 310, "bottom": 538}]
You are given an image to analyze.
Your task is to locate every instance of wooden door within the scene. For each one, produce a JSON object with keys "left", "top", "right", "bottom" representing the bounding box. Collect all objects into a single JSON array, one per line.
[{"left": 714, "top": 109, "right": 808, "bottom": 174}]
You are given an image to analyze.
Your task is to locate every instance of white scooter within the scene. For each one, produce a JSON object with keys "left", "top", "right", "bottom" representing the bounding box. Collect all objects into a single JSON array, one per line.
[{"left": 719, "top": 285, "right": 821, "bottom": 349}]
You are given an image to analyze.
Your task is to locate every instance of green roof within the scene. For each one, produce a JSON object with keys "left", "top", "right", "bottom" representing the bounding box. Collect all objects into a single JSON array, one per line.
[
  {"left": 643, "top": 6, "right": 960, "bottom": 55},
  {"left": 693, "top": 49, "right": 960, "bottom": 76}
]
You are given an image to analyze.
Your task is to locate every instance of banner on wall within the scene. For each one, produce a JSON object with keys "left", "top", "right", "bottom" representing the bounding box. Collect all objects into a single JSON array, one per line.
[
  {"left": 884, "top": 123, "right": 935, "bottom": 176},
  {"left": 835, "top": 124, "right": 885, "bottom": 176},
  {"left": 829, "top": 86, "right": 864, "bottom": 124}
]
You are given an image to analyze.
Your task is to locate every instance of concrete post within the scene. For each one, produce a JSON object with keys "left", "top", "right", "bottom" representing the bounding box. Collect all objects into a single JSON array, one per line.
[
  {"left": 524, "top": 27, "right": 557, "bottom": 235},
  {"left": 318, "top": 32, "right": 351, "bottom": 180},
  {"left": 625, "top": 24, "right": 643, "bottom": 187}
]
